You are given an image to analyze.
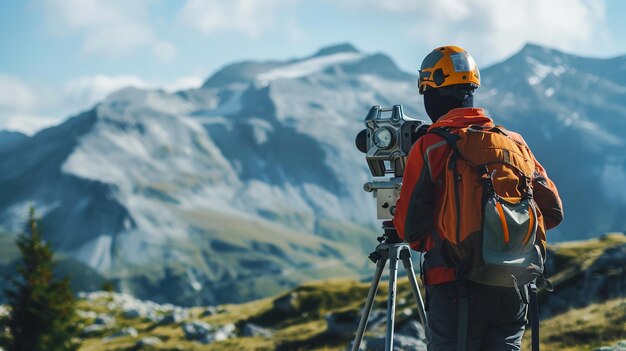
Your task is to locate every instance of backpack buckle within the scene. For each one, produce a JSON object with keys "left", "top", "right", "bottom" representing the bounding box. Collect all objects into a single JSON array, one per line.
[{"left": 478, "top": 166, "right": 496, "bottom": 197}]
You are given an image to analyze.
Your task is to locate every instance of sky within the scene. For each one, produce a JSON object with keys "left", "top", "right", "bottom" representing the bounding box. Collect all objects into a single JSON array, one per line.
[{"left": 1, "top": 0, "right": 626, "bottom": 135}]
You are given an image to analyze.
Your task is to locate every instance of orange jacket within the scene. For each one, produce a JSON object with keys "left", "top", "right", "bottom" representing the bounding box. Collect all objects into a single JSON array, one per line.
[{"left": 392, "top": 107, "right": 563, "bottom": 286}]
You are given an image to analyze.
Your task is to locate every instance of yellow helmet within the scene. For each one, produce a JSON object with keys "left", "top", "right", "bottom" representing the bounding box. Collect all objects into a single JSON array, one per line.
[{"left": 418, "top": 46, "right": 480, "bottom": 94}]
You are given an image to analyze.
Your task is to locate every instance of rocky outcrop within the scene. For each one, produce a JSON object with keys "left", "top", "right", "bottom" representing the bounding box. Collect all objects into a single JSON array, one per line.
[
  {"left": 241, "top": 323, "right": 273, "bottom": 338},
  {"left": 543, "top": 242, "right": 626, "bottom": 317},
  {"left": 594, "top": 340, "right": 626, "bottom": 351},
  {"left": 79, "top": 291, "right": 190, "bottom": 323},
  {"left": 181, "top": 321, "right": 236, "bottom": 344},
  {"left": 134, "top": 337, "right": 162, "bottom": 348},
  {"left": 273, "top": 292, "right": 300, "bottom": 315}
]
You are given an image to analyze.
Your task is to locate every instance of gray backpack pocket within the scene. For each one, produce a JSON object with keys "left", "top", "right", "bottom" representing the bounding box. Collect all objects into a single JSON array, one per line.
[{"left": 467, "top": 197, "right": 544, "bottom": 287}]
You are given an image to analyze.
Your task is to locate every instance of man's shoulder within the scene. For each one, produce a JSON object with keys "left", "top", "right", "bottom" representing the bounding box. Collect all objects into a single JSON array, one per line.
[
  {"left": 417, "top": 132, "right": 450, "bottom": 150},
  {"left": 408, "top": 132, "right": 451, "bottom": 160}
]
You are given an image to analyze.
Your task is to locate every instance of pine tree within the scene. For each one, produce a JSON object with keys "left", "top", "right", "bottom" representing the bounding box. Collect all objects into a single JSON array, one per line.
[{"left": 0, "top": 208, "right": 80, "bottom": 351}]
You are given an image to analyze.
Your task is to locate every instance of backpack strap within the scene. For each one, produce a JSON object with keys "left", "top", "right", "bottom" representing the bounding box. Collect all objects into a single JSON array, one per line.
[
  {"left": 528, "top": 282, "right": 540, "bottom": 351},
  {"left": 477, "top": 166, "right": 497, "bottom": 198},
  {"left": 489, "top": 125, "right": 510, "bottom": 136},
  {"left": 429, "top": 127, "right": 460, "bottom": 153}
]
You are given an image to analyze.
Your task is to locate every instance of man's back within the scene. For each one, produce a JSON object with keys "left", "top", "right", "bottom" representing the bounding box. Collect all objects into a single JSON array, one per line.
[
  {"left": 393, "top": 107, "right": 563, "bottom": 351},
  {"left": 392, "top": 46, "right": 563, "bottom": 350}
]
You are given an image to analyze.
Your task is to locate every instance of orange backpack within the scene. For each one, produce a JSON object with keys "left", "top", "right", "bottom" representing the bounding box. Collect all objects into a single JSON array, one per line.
[{"left": 429, "top": 125, "right": 546, "bottom": 287}]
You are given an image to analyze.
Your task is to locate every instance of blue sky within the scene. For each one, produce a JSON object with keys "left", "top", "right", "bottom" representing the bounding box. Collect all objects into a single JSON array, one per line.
[{"left": 1, "top": 0, "right": 626, "bottom": 134}]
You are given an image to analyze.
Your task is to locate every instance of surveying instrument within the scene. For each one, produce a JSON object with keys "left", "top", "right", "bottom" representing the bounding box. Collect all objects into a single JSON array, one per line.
[{"left": 352, "top": 105, "right": 429, "bottom": 351}]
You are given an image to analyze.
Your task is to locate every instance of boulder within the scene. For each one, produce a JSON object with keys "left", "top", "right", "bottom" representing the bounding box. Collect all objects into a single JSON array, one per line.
[
  {"left": 135, "top": 336, "right": 162, "bottom": 348},
  {"left": 182, "top": 321, "right": 212, "bottom": 341},
  {"left": 273, "top": 292, "right": 300, "bottom": 314},
  {"left": 593, "top": 340, "right": 626, "bottom": 351},
  {"left": 543, "top": 243, "right": 626, "bottom": 318},
  {"left": 123, "top": 308, "right": 143, "bottom": 319},
  {"left": 399, "top": 307, "right": 413, "bottom": 319},
  {"left": 82, "top": 324, "right": 106, "bottom": 336},
  {"left": 94, "top": 314, "right": 115, "bottom": 326},
  {"left": 76, "top": 309, "right": 97, "bottom": 319},
  {"left": 201, "top": 306, "right": 218, "bottom": 317},
  {"left": 367, "top": 310, "right": 388, "bottom": 331},
  {"left": 326, "top": 310, "right": 358, "bottom": 337},
  {"left": 158, "top": 309, "right": 189, "bottom": 325},
  {"left": 326, "top": 309, "right": 385, "bottom": 337},
  {"left": 200, "top": 323, "right": 236, "bottom": 344},
  {"left": 241, "top": 323, "right": 273, "bottom": 338},
  {"left": 103, "top": 327, "right": 139, "bottom": 341},
  {"left": 398, "top": 320, "right": 426, "bottom": 341}
]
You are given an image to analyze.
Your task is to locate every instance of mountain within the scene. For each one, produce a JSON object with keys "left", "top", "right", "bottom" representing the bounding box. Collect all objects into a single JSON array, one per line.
[
  {"left": 0, "top": 131, "right": 28, "bottom": 152},
  {"left": 478, "top": 43, "right": 626, "bottom": 241},
  {"left": 1, "top": 43, "right": 626, "bottom": 305},
  {"left": 0, "top": 43, "right": 414, "bottom": 305}
]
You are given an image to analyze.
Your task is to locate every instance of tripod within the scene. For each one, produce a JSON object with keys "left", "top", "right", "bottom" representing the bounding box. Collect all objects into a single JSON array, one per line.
[{"left": 351, "top": 236, "right": 428, "bottom": 351}]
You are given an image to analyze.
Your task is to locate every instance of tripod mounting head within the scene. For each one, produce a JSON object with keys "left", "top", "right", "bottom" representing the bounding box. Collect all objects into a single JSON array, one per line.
[{"left": 355, "top": 105, "right": 428, "bottom": 220}]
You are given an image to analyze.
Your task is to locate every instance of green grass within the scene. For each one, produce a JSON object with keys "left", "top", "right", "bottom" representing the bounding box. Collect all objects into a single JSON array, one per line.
[
  {"left": 546, "top": 233, "right": 626, "bottom": 298},
  {"left": 522, "top": 298, "right": 626, "bottom": 351},
  {"left": 95, "top": 208, "right": 379, "bottom": 305},
  {"left": 72, "top": 277, "right": 428, "bottom": 351},
  {"left": 70, "top": 233, "right": 626, "bottom": 351}
]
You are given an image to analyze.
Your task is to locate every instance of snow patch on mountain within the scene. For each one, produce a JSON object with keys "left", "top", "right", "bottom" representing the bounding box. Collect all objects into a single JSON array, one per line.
[
  {"left": 257, "top": 52, "right": 365, "bottom": 82},
  {"left": 249, "top": 117, "right": 272, "bottom": 144},
  {"left": 72, "top": 235, "right": 113, "bottom": 271},
  {"left": 526, "top": 56, "right": 567, "bottom": 85}
]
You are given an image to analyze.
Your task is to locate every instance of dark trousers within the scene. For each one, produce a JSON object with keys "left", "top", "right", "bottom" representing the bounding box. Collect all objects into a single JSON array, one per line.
[{"left": 426, "top": 280, "right": 527, "bottom": 351}]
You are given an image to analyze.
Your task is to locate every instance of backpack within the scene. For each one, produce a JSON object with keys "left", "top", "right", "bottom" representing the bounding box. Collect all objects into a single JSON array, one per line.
[{"left": 429, "top": 125, "right": 546, "bottom": 287}]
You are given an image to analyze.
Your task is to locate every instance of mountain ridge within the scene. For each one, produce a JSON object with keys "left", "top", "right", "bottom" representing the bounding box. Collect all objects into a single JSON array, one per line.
[{"left": 1, "top": 42, "right": 626, "bottom": 305}]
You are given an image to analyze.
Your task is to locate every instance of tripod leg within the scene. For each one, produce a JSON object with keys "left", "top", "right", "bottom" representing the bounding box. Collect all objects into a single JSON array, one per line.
[
  {"left": 352, "top": 258, "right": 387, "bottom": 351},
  {"left": 385, "top": 248, "right": 400, "bottom": 351},
  {"left": 400, "top": 247, "right": 428, "bottom": 328}
]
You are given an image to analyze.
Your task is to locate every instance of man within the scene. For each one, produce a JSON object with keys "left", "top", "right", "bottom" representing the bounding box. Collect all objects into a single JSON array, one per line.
[{"left": 392, "top": 46, "right": 563, "bottom": 351}]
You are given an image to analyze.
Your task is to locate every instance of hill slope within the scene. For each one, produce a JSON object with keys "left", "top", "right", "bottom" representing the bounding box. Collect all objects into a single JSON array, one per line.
[{"left": 48, "top": 233, "right": 626, "bottom": 351}]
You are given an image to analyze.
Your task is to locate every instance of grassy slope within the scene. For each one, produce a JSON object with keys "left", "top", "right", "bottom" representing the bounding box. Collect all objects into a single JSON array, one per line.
[
  {"left": 522, "top": 298, "right": 626, "bottom": 351},
  {"left": 548, "top": 233, "right": 626, "bottom": 290},
  {"left": 70, "top": 206, "right": 381, "bottom": 305},
  {"left": 76, "top": 280, "right": 382, "bottom": 351},
  {"left": 74, "top": 233, "right": 626, "bottom": 351}
]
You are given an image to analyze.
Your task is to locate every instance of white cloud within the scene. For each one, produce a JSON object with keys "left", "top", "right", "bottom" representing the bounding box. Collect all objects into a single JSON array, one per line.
[
  {"left": 153, "top": 41, "right": 178, "bottom": 64},
  {"left": 0, "top": 73, "right": 203, "bottom": 135},
  {"left": 162, "top": 76, "right": 204, "bottom": 92},
  {"left": 0, "top": 74, "right": 36, "bottom": 112},
  {"left": 0, "top": 75, "right": 56, "bottom": 135},
  {"left": 3, "top": 113, "right": 65, "bottom": 136},
  {"left": 346, "top": 0, "right": 608, "bottom": 65},
  {"left": 39, "top": 0, "right": 177, "bottom": 62},
  {"left": 62, "top": 75, "right": 150, "bottom": 108},
  {"left": 62, "top": 74, "right": 203, "bottom": 106},
  {"left": 178, "top": 0, "right": 295, "bottom": 38}
]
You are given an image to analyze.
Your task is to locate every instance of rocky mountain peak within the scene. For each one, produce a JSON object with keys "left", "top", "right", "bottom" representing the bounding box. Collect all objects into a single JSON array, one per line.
[{"left": 311, "top": 43, "right": 360, "bottom": 58}]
